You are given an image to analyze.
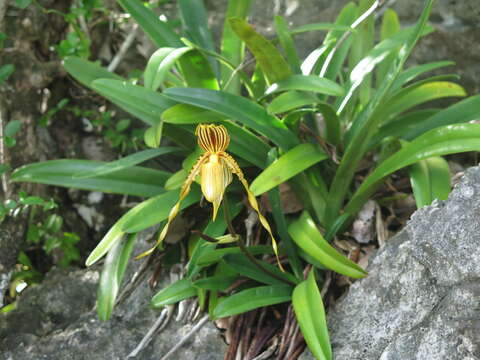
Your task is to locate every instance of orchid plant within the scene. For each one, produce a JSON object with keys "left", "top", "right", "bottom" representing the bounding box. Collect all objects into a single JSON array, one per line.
[{"left": 11, "top": 0, "right": 480, "bottom": 359}]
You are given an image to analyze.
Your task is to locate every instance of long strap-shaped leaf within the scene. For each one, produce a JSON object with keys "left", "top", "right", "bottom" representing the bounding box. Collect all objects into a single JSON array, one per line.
[
  {"left": 250, "top": 143, "right": 328, "bottom": 196},
  {"left": 345, "top": 123, "right": 480, "bottom": 216},
  {"left": 212, "top": 284, "right": 292, "bottom": 319},
  {"left": 220, "top": 0, "right": 253, "bottom": 94},
  {"left": 92, "top": 79, "right": 176, "bottom": 126},
  {"left": 265, "top": 74, "right": 345, "bottom": 97},
  {"left": 325, "top": 0, "right": 434, "bottom": 230},
  {"left": 179, "top": 0, "right": 218, "bottom": 76},
  {"left": 163, "top": 87, "right": 299, "bottom": 150},
  {"left": 97, "top": 234, "right": 136, "bottom": 321},
  {"left": 73, "top": 147, "right": 181, "bottom": 179},
  {"left": 151, "top": 278, "right": 198, "bottom": 307},
  {"left": 274, "top": 15, "right": 301, "bottom": 73},
  {"left": 409, "top": 156, "right": 451, "bottom": 208},
  {"left": 64, "top": 57, "right": 122, "bottom": 88},
  {"left": 117, "top": 0, "right": 182, "bottom": 47},
  {"left": 85, "top": 187, "right": 201, "bottom": 266},
  {"left": 229, "top": 18, "right": 292, "bottom": 85},
  {"left": 293, "top": 271, "right": 331, "bottom": 360},
  {"left": 288, "top": 211, "right": 367, "bottom": 279},
  {"left": 11, "top": 159, "right": 169, "bottom": 197}
]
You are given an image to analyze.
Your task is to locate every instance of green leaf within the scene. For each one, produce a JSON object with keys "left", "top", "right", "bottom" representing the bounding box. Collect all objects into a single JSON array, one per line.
[
  {"left": 223, "top": 254, "right": 298, "bottom": 285},
  {"left": 144, "top": 48, "right": 172, "bottom": 89},
  {"left": 116, "top": 119, "right": 131, "bottom": 132},
  {"left": 219, "top": 0, "right": 253, "bottom": 94},
  {"left": 162, "top": 103, "right": 226, "bottom": 125},
  {"left": 4, "top": 120, "right": 22, "bottom": 137},
  {"left": 289, "top": 22, "right": 351, "bottom": 35},
  {"left": 196, "top": 245, "right": 272, "bottom": 267},
  {"left": 144, "top": 122, "right": 164, "bottom": 148},
  {"left": 97, "top": 234, "right": 136, "bottom": 321},
  {"left": 381, "top": 81, "right": 466, "bottom": 120},
  {"left": 63, "top": 57, "right": 122, "bottom": 88},
  {"left": 348, "top": 0, "right": 375, "bottom": 106},
  {"left": 392, "top": 61, "right": 455, "bottom": 91},
  {"left": 144, "top": 47, "right": 182, "bottom": 90},
  {"left": 313, "top": 3, "right": 357, "bottom": 79},
  {"left": 163, "top": 88, "right": 299, "bottom": 150},
  {"left": 4, "top": 136, "right": 16, "bottom": 148},
  {"left": 250, "top": 61, "right": 268, "bottom": 98},
  {"left": 266, "top": 149, "right": 303, "bottom": 280},
  {"left": 73, "top": 148, "right": 180, "bottom": 179},
  {"left": 121, "top": 186, "right": 202, "bottom": 233},
  {"left": 222, "top": 121, "right": 271, "bottom": 168},
  {"left": 179, "top": 0, "right": 217, "bottom": 75},
  {"left": 86, "top": 187, "right": 200, "bottom": 266},
  {"left": 0, "top": 33, "right": 6, "bottom": 49},
  {"left": 376, "top": 9, "right": 400, "bottom": 87},
  {"left": 317, "top": 102, "right": 341, "bottom": 146},
  {"left": 288, "top": 211, "right": 367, "bottom": 278},
  {"left": 145, "top": 47, "right": 193, "bottom": 91},
  {"left": 187, "top": 199, "right": 243, "bottom": 278},
  {"left": 5, "top": 199, "right": 17, "bottom": 210},
  {"left": 163, "top": 123, "right": 196, "bottom": 149},
  {"left": 86, "top": 222, "right": 124, "bottom": 267},
  {"left": 229, "top": 18, "right": 291, "bottom": 84},
  {"left": 250, "top": 143, "right": 328, "bottom": 196},
  {"left": 274, "top": 16, "right": 301, "bottom": 73},
  {"left": 193, "top": 275, "right": 238, "bottom": 291},
  {"left": 338, "top": 25, "right": 429, "bottom": 114},
  {"left": 409, "top": 156, "right": 451, "bottom": 208},
  {"left": 178, "top": 50, "right": 220, "bottom": 89},
  {"left": 0, "top": 64, "right": 15, "bottom": 83},
  {"left": 151, "top": 278, "right": 197, "bottom": 307},
  {"left": 117, "top": 0, "right": 182, "bottom": 47},
  {"left": 265, "top": 75, "right": 344, "bottom": 97},
  {"left": 0, "top": 163, "right": 9, "bottom": 175},
  {"left": 11, "top": 160, "right": 169, "bottom": 197},
  {"left": 91, "top": 79, "right": 176, "bottom": 126},
  {"left": 164, "top": 169, "right": 187, "bottom": 190},
  {"left": 346, "top": 123, "right": 480, "bottom": 216},
  {"left": 289, "top": 171, "right": 328, "bottom": 224},
  {"left": 212, "top": 284, "right": 292, "bottom": 319},
  {"left": 293, "top": 271, "right": 331, "bottom": 360},
  {"left": 19, "top": 196, "right": 45, "bottom": 206},
  {"left": 369, "top": 109, "right": 439, "bottom": 148},
  {"left": 325, "top": 0, "right": 435, "bottom": 229},
  {"left": 398, "top": 95, "right": 480, "bottom": 141},
  {"left": 380, "top": 8, "right": 400, "bottom": 41},
  {"left": 267, "top": 91, "right": 317, "bottom": 114},
  {"left": 13, "top": 0, "right": 32, "bottom": 9}
]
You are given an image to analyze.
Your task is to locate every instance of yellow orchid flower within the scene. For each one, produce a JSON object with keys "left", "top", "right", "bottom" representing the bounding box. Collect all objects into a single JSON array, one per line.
[{"left": 136, "top": 123, "right": 281, "bottom": 267}]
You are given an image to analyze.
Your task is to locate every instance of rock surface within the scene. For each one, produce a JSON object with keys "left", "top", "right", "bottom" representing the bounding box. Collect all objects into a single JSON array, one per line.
[
  {"left": 0, "top": 258, "right": 226, "bottom": 360},
  {"left": 326, "top": 165, "right": 480, "bottom": 359}
]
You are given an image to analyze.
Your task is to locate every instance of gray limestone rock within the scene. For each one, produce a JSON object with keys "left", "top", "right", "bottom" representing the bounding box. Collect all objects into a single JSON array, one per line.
[
  {"left": 327, "top": 165, "right": 480, "bottom": 360},
  {"left": 0, "top": 248, "right": 226, "bottom": 360}
]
